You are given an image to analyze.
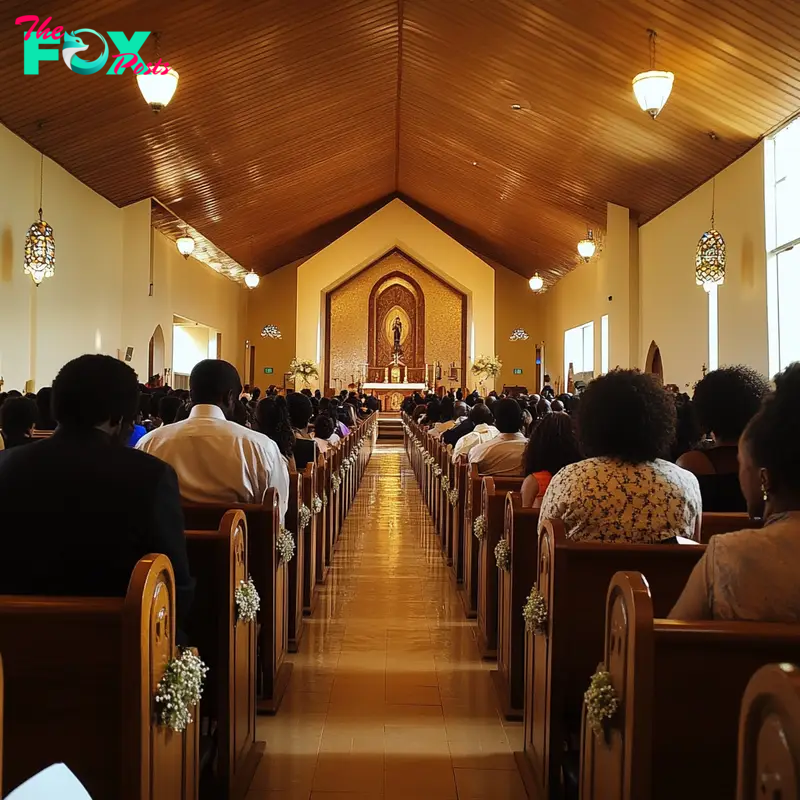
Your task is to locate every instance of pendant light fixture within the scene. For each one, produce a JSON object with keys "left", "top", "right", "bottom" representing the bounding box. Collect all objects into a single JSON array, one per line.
[
  {"left": 632, "top": 30, "right": 674, "bottom": 119},
  {"left": 528, "top": 273, "right": 544, "bottom": 292},
  {"left": 137, "top": 32, "right": 179, "bottom": 112},
  {"left": 577, "top": 229, "right": 596, "bottom": 261},
  {"left": 176, "top": 228, "right": 195, "bottom": 258},
  {"left": 695, "top": 177, "right": 726, "bottom": 291},
  {"left": 244, "top": 270, "right": 260, "bottom": 289},
  {"left": 23, "top": 152, "right": 56, "bottom": 286}
]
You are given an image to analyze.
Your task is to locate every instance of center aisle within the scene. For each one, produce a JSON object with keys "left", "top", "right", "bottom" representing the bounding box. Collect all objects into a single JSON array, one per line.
[{"left": 247, "top": 443, "right": 527, "bottom": 800}]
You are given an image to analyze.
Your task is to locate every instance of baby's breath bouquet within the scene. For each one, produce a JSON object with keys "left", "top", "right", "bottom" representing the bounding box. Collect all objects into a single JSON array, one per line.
[{"left": 289, "top": 358, "right": 319, "bottom": 386}]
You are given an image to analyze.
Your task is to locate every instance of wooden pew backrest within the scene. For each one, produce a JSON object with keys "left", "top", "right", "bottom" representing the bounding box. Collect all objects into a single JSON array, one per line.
[{"left": 700, "top": 512, "right": 757, "bottom": 543}]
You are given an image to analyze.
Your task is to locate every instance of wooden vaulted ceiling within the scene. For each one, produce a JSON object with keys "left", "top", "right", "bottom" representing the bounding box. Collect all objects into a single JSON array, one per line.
[{"left": 2, "top": 0, "right": 800, "bottom": 283}]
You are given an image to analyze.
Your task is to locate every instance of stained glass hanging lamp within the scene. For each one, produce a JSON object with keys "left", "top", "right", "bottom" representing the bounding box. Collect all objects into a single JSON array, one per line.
[
  {"left": 24, "top": 152, "right": 55, "bottom": 286},
  {"left": 695, "top": 177, "right": 726, "bottom": 291}
]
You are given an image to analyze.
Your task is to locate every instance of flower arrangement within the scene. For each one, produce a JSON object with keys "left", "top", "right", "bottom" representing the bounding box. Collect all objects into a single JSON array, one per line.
[
  {"left": 522, "top": 587, "right": 548, "bottom": 635},
  {"left": 494, "top": 538, "right": 511, "bottom": 571},
  {"left": 322, "top": 490, "right": 329, "bottom": 506},
  {"left": 276, "top": 526, "right": 295, "bottom": 564},
  {"left": 289, "top": 358, "right": 319, "bottom": 386},
  {"left": 331, "top": 474, "right": 341, "bottom": 493},
  {"left": 449, "top": 488, "right": 459, "bottom": 507},
  {"left": 299, "top": 503, "right": 312, "bottom": 530},
  {"left": 155, "top": 649, "right": 208, "bottom": 733},
  {"left": 471, "top": 354, "right": 503, "bottom": 381},
  {"left": 235, "top": 576, "right": 261, "bottom": 624},
  {"left": 433, "top": 465, "right": 442, "bottom": 477},
  {"left": 584, "top": 664, "right": 619, "bottom": 737},
  {"left": 342, "top": 459, "right": 351, "bottom": 472},
  {"left": 312, "top": 494, "right": 323, "bottom": 514},
  {"left": 473, "top": 514, "right": 486, "bottom": 540},
  {"left": 441, "top": 475, "right": 451, "bottom": 493}
]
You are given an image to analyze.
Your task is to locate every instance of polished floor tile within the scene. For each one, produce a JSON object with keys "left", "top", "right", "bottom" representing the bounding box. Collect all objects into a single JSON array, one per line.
[{"left": 247, "top": 444, "right": 525, "bottom": 800}]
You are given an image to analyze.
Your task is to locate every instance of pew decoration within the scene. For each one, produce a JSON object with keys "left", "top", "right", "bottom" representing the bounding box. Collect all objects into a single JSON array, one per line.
[
  {"left": 473, "top": 514, "right": 486, "bottom": 540},
  {"left": 322, "top": 490, "right": 329, "bottom": 506},
  {"left": 277, "top": 525, "right": 296, "bottom": 563},
  {"left": 441, "top": 475, "right": 451, "bottom": 493},
  {"left": 584, "top": 664, "right": 619, "bottom": 738},
  {"left": 299, "top": 503, "right": 312, "bottom": 530},
  {"left": 312, "top": 494, "right": 323, "bottom": 514},
  {"left": 154, "top": 648, "right": 208, "bottom": 733},
  {"left": 234, "top": 576, "right": 261, "bottom": 623},
  {"left": 448, "top": 488, "right": 459, "bottom": 507},
  {"left": 522, "top": 586, "right": 548, "bottom": 635},
  {"left": 433, "top": 465, "right": 442, "bottom": 477},
  {"left": 331, "top": 473, "right": 341, "bottom": 493},
  {"left": 494, "top": 538, "right": 511, "bottom": 571}
]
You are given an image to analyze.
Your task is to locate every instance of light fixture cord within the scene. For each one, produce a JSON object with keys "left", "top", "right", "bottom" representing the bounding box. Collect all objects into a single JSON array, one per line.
[
  {"left": 649, "top": 29, "right": 657, "bottom": 70},
  {"left": 711, "top": 178, "right": 716, "bottom": 227},
  {"left": 38, "top": 152, "right": 43, "bottom": 220}
]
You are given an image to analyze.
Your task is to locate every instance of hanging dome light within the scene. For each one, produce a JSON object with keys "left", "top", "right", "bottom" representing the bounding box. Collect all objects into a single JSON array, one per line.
[
  {"left": 695, "top": 178, "right": 726, "bottom": 290},
  {"left": 137, "top": 66, "right": 179, "bottom": 112},
  {"left": 244, "top": 270, "right": 260, "bottom": 289},
  {"left": 577, "top": 229, "right": 596, "bottom": 261},
  {"left": 24, "top": 153, "right": 55, "bottom": 286},
  {"left": 632, "top": 30, "right": 674, "bottom": 119},
  {"left": 528, "top": 273, "right": 544, "bottom": 292},
  {"left": 176, "top": 236, "right": 195, "bottom": 258}
]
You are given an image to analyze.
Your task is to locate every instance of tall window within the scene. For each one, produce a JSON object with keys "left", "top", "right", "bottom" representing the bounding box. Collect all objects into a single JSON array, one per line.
[
  {"left": 600, "top": 315, "right": 609, "bottom": 374},
  {"left": 707, "top": 285, "right": 719, "bottom": 371},
  {"left": 766, "top": 117, "right": 800, "bottom": 375},
  {"left": 564, "top": 321, "right": 594, "bottom": 380}
]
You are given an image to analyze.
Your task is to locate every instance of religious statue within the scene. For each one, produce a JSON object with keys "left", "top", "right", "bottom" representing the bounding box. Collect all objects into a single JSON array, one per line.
[{"left": 392, "top": 316, "right": 403, "bottom": 354}]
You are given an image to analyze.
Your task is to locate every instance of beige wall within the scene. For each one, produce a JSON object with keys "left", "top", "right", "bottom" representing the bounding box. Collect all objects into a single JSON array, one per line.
[
  {"left": 0, "top": 122, "right": 247, "bottom": 391},
  {"left": 243, "top": 260, "right": 299, "bottom": 390},
  {"left": 639, "top": 143, "right": 768, "bottom": 389},
  {"left": 295, "top": 198, "right": 495, "bottom": 390}
]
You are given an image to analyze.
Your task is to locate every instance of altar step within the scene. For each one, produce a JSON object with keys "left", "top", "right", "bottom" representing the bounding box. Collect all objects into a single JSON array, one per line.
[{"left": 377, "top": 414, "right": 404, "bottom": 441}]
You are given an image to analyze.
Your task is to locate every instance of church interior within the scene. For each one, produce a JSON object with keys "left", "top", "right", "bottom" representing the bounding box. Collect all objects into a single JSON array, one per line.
[{"left": 1, "top": 1, "right": 800, "bottom": 798}]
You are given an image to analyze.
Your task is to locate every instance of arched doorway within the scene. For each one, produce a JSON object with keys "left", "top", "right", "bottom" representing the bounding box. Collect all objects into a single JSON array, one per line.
[
  {"left": 645, "top": 340, "right": 664, "bottom": 384},
  {"left": 148, "top": 325, "right": 166, "bottom": 382}
]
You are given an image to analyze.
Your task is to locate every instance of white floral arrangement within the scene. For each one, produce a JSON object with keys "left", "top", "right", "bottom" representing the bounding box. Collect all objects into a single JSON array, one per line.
[
  {"left": 522, "top": 586, "right": 548, "bottom": 635},
  {"left": 312, "top": 494, "right": 323, "bottom": 514},
  {"left": 289, "top": 358, "right": 319, "bottom": 386},
  {"left": 584, "top": 665, "right": 619, "bottom": 737},
  {"left": 299, "top": 503, "right": 312, "bottom": 530},
  {"left": 155, "top": 649, "right": 208, "bottom": 733},
  {"left": 441, "top": 475, "right": 450, "bottom": 493},
  {"left": 495, "top": 538, "right": 511, "bottom": 571},
  {"left": 449, "top": 488, "right": 459, "bottom": 507},
  {"left": 433, "top": 465, "right": 442, "bottom": 477},
  {"left": 471, "top": 354, "right": 503, "bottom": 380},
  {"left": 473, "top": 514, "right": 486, "bottom": 540},
  {"left": 235, "top": 576, "right": 261, "bottom": 624},
  {"left": 342, "top": 458, "right": 351, "bottom": 472},
  {"left": 276, "top": 525, "right": 295, "bottom": 564},
  {"left": 322, "top": 490, "right": 329, "bottom": 506},
  {"left": 331, "top": 473, "right": 341, "bottom": 493}
]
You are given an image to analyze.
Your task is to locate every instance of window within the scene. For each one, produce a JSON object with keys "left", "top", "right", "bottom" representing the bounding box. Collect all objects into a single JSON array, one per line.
[
  {"left": 564, "top": 321, "right": 594, "bottom": 380},
  {"left": 601, "top": 315, "right": 609, "bottom": 374},
  {"left": 707, "top": 285, "right": 719, "bottom": 372},
  {"left": 766, "top": 117, "right": 800, "bottom": 374}
]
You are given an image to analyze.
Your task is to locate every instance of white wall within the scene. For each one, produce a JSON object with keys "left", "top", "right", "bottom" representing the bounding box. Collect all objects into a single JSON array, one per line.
[{"left": 173, "top": 324, "right": 212, "bottom": 374}]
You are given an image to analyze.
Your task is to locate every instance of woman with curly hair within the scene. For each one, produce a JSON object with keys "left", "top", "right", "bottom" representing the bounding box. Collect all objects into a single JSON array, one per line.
[
  {"left": 521, "top": 412, "right": 582, "bottom": 508},
  {"left": 677, "top": 365, "right": 770, "bottom": 511},
  {"left": 538, "top": 369, "right": 701, "bottom": 542},
  {"left": 670, "top": 363, "right": 800, "bottom": 621},
  {"left": 255, "top": 395, "right": 296, "bottom": 469}
]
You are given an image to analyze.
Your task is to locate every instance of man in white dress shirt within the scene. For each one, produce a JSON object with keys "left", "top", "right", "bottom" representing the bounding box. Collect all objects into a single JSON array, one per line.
[
  {"left": 468, "top": 398, "right": 527, "bottom": 476},
  {"left": 452, "top": 403, "right": 499, "bottom": 461},
  {"left": 137, "top": 359, "right": 289, "bottom": 521}
]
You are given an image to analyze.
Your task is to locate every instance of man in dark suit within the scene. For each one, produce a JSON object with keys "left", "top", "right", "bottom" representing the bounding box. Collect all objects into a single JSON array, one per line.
[
  {"left": 0, "top": 354, "right": 194, "bottom": 628},
  {"left": 443, "top": 401, "right": 493, "bottom": 447}
]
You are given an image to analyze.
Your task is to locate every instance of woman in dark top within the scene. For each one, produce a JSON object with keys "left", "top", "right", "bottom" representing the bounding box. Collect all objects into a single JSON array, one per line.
[
  {"left": 255, "top": 395, "right": 296, "bottom": 467},
  {"left": 677, "top": 366, "right": 770, "bottom": 511}
]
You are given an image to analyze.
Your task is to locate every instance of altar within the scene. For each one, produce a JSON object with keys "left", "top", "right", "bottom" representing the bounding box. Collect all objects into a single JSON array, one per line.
[{"left": 362, "top": 382, "right": 427, "bottom": 411}]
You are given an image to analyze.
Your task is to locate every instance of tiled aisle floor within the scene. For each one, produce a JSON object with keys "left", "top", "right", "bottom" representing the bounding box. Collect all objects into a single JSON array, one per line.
[{"left": 246, "top": 443, "right": 527, "bottom": 800}]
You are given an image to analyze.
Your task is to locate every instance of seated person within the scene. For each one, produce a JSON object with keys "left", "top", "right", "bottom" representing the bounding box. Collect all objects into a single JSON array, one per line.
[
  {"left": 677, "top": 366, "right": 770, "bottom": 511},
  {"left": 670, "top": 365, "right": 800, "bottom": 621},
  {"left": 452, "top": 403, "right": 498, "bottom": 459},
  {"left": 329, "top": 398, "right": 350, "bottom": 437},
  {"left": 137, "top": 359, "right": 289, "bottom": 521},
  {"left": 541, "top": 375, "right": 555, "bottom": 400},
  {"left": 35, "top": 386, "right": 57, "bottom": 431},
  {"left": 158, "top": 394, "right": 183, "bottom": 425},
  {"left": 468, "top": 398, "right": 527, "bottom": 476},
  {"left": 0, "top": 354, "right": 194, "bottom": 627},
  {"left": 255, "top": 395, "right": 296, "bottom": 470},
  {"left": 539, "top": 369, "right": 701, "bottom": 542},
  {"left": 0, "top": 397, "right": 37, "bottom": 449},
  {"left": 443, "top": 401, "right": 476, "bottom": 447},
  {"left": 287, "top": 391, "right": 314, "bottom": 440},
  {"left": 430, "top": 397, "right": 457, "bottom": 438},
  {"left": 422, "top": 399, "right": 441, "bottom": 429},
  {"left": 313, "top": 414, "right": 336, "bottom": 455},
  {"left": 521, "top": 412, "right": 582, "bottom": 508}
]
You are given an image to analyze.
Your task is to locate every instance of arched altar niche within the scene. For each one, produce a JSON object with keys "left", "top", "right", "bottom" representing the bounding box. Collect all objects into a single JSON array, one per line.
[{"left": 368, "top": 271, "right": 426, "bottom": 368}]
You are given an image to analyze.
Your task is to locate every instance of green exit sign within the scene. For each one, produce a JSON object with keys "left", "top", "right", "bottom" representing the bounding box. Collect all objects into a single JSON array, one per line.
[
  {"left": 513, "top": 368, "right": 523, "bottom": 375},
  {"left": 263, "top": 367, "right": 274, "bottom": 374}
]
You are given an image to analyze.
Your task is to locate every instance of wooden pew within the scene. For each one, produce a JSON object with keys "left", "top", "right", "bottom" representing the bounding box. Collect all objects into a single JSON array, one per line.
[
  {"left": 285, "top": 471, "right": 305, "bottom": 653},
  {"left": 699, "top": 511, "right": 756, "bottom": 543},
  {"left": 0, "top": 652, "right": 3, "bottom": 790},
  {"left": 492, "top": 492, "right": 539, "bottom": 720},
  {"left": 517, "top": 520, "right": 705, "bottom": 800},
  {"left": 0, "top": 554, "right": 199, "bottom": 799},
  {"left": 450, "top": 456, "right": 469, "bottom": 586},
  {"left": 443, "top": 444, "right": 457, "bottom": 567},
  {"left": 580, "top": 571, "right": 800, "bottom": 800},
  {"left": 183, "top": 489, "right": 292, "bottom": 714},
  {"left": 737, "top": 662, "right": 800, "bottom": 800},
  {"left": 476, "top": 475, "right": 525, "bottom": 658},
  {"left": 459, "top": 463, "right": 484, "bottom": 619},
  {"left": 316, "top": 452, "right": 330, "bottom": 585},
  {"left": 185, "top": 510, "right": 262, "bottom": 800},
  {"left": 301, "top": 459, "right": 319, "bottom": 614}
]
